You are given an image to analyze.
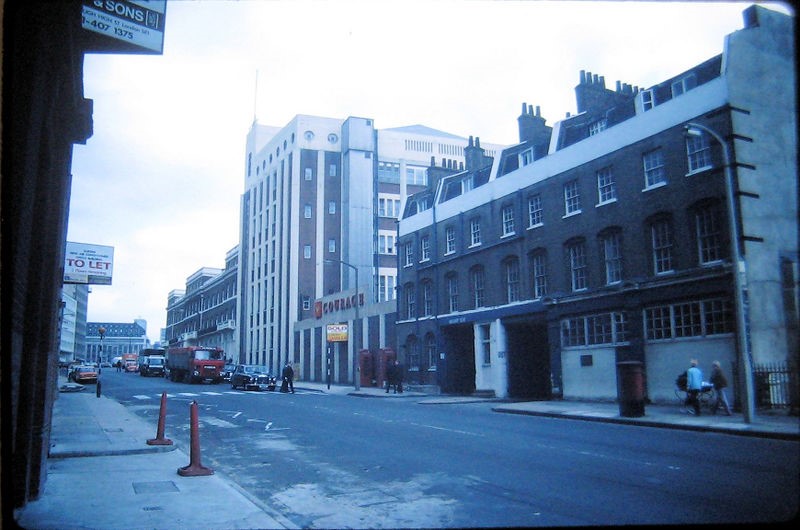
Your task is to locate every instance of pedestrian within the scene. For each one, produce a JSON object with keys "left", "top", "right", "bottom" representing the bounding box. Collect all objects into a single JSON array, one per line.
[
  {"left": 710, "top": 360, "right": 732, "bottom": 416},
  {"left": 116, "top": 360, "right": 121, "bottom": 372},
  {"left": 282, "top": 361, "right": 295, "bottom": 394},
  {"left": 685, "top": 359, "right": 703, "bottom": 415},
  {"left": 385, "top": 360, "right": 396, "bottom": 393},
  {"left": 394, "top": 360, "right": 404, "bottom": 394}
]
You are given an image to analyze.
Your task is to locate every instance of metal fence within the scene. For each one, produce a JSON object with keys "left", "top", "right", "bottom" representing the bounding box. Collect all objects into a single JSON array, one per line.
[{"left": 750, "top": 361, "right": 799, "bottom": 411}]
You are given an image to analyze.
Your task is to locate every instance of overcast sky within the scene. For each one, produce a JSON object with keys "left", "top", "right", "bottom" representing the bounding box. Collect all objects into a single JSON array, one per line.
[{"left": 66, "top": 0, "right": 793, "bottom": 343}]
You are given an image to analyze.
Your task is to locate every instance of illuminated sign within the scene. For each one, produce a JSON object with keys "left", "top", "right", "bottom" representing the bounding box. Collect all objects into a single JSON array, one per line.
[
  {"left": 64, "top": 241, "right": 114, "bottom": 285},
  {"left": 81, "top": 0, "right": 167, "bottom": 54}
]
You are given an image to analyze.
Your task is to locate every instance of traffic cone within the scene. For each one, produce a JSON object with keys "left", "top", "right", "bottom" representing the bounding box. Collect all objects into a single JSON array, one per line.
[
  {"left": 147, "top": 392, "right": 173, "bottom": 446},
  {"left": 177, "top": 401, "right": 213, "bottom": 476}
]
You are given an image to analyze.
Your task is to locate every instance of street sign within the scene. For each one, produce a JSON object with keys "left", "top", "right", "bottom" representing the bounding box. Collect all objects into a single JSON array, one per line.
[
  {"left": 326, "top": 323, "right": 349, "bottom": 342},
  {"left": 81, "top": 0, "right": 167, "bottom": 54}
]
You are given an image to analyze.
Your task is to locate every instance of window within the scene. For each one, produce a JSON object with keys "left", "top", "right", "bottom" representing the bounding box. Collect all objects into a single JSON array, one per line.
[
  {"left": 567, "top": 240, "right": 587, "bottom": 291},
  {"left": 303, "top": 245, "right": 311, "bottom": 259},
  {"left": 561, "top": 312, "right": 628, "bottom": 347},
  {"left": 531, "top": 252, "right": 547, "bottom": 299},
  {"left": 378, "top": 233, "right": 395, "bottom": 255},
  {"left": 378, "top": 196, "right": 401, "bottom": 218},
  {"left": 695, "top": 205, "right": 722, "bottom": 264},
  {"left": 519, "top": 148, "right": 534, "bottom": 167},
  {"left": 504, "top": 257, "right": 521, "bottom": 303},
  {"left": 328, "top": 239, "right": 336, "bottom": 253},
  {"left": 304, "top": 204, "right": 312, "bottom": 219},
  {"left": 446, "top": 274, "right": 459, "bottom": 312},
  {"left": 588, "top": 119, "right": 607, "bottom": 136},
  {"left": 564, "top": 180, "right": 581, "bottom": 216},
  {"left": 470, "top": 218, "right": 482, "bottom": 247},
  {"left": 651, "top": 219, "right": 673, "bottom": 274},
  {"left": 645, "top": 298, "right": 733, "bottom": 340},
  {"left": 596, "top": 167, "right": 616, "bottom": 204},
  {"left": 470, "top": 266, "right": 485, "bottom": 308},
  {"left": 404, "top": 243, "right": 414, "bottom": 267},
  {"left": 502, "top": 205, "right": 515, "bottom": 236},
  {"left": 328, "top": 201, "right": 336, "bottom": 214},
  {"left": 328, "top": 164, "right": 337, "bottom": 177},
  {"left": 406, "top": 166, "right": 428, "bottom": 186},
  {"left": 640, "top": 89, "right": 655, "bottom": 111},
  {"left": 686, "top": 133, "right": 712, "bottom": 173},
  {"left": 600, "top": 231, "right": 622, "bottom": 284},
  {"left": 445, "top": 227, "right": 456, "bottom": 254},
  {"left": 425, "top": 334, "right": 437, "bottom": 370},
  {"left": 480, "top": 324, "right": 491, "bottom": 364},
  {"left": 406, "top": 336, "right": 419, "bottom": 370},
  {"left": 422, "top": 281, "right": 433, "bottom": 317},
  {"left": 528, "top": 194, "right": 543, "bottom": 228},
  {"left": 405, "top": 285, "right": 416, "bottom": 319},
  {"left": 304, "top": 167, "right": 313, "bottom": 180},
  {"left": 378, "top": 273, "right": 396, "bottom": 302},
  {"left": 420, "top": 235, "right": 430, "bottom": 262},
  {"left": 643, "top": 149, "right": 666, "bottom": 188},
  {"left": 671, "top": 74, "right": 697, "bottom": 98}
]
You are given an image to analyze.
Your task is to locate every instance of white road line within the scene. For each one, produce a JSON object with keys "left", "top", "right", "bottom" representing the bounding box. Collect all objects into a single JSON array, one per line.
[
  {"left": 201, "top": 391, "right": 224, "bottom": 395},
  {"left": 177, "top": 392, "right": 199, "bottom": 397},
  {"left": 233, "top": 411, "right": 242, "bottom": 418},
  {"left": 132, "top": 395, "right": 151, "bottom": 400},
  {"left": 410, "top": 422, "right": 483, "bottom": 437}
]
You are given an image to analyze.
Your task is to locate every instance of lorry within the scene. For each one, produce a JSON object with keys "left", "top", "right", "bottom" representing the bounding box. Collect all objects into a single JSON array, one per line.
[
  {"left": 121, "top": 353, "right": 139, "bottom": 372},
  {"left": 166, "top": 346, "right": 225, "bottom": 384},
  {"left": 138, "top": 348, "right": 166, "bottom": 377}
]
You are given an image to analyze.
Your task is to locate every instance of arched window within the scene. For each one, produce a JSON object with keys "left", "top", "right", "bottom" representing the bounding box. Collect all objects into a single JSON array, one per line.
[{"left": 424, "top": 333, "right": 437, "bottom": 371}]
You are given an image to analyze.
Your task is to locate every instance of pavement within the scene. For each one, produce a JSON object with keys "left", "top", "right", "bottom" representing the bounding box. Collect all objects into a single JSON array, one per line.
[{"left": 13, "top": 376, "right": 799, "bottom": 530}]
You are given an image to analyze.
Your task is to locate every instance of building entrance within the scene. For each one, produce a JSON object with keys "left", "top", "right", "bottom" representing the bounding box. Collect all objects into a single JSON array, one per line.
[
  {"left": 505, "top": 321, "right": 551, "bottom": 399},
  {"left": 441, "top": 324, "right": 476, "bottom": 395}
]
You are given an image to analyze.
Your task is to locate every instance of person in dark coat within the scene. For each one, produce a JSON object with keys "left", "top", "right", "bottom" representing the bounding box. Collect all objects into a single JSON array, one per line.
[
  {"left": 394, "top": 360, "right": 404, "bottom": 394},
  {"left": 710, "top": 360, "right": 732, "bottom": 415},
  {"left": 281, "top": 362, "right": 295, "bottom": 394},
  {"left": 385, "top": 360, "right": 396, "bottom": 393}
]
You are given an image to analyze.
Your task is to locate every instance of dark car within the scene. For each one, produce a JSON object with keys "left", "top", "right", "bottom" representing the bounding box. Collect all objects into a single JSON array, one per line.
[
  {"left": 69, "top": 365, "right": 98, "bottom": 384},
  {"left": 220, "top": 363, "right": 236, "bottom": 381},
  {"left": 230, "top": 364, "right": 276, "bottom": 391}
]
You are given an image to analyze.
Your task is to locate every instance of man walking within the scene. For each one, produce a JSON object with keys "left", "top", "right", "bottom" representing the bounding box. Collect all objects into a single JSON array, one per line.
[{"left": 282, "top": 361, "right": 295, "bottom": 394}]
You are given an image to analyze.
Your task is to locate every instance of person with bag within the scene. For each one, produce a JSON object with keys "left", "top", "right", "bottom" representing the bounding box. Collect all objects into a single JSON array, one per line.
[{"left": 710, "top": 360, "right": 732, "bottom": 415}]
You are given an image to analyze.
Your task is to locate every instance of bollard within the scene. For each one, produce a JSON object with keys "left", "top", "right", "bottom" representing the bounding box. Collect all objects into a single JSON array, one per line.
[
  {"left": 177, "top": 401, "right": 213, "bottom": 476},
  {"left": 147, "top": 392, "right": 173, "bottom": 446},
  {"left": 96, "top": 380, "right": 101, "bottom": 398}
]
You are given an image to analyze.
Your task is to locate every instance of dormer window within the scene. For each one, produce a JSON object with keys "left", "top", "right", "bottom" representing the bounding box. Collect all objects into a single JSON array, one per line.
[
  {"left": 640, "top": 89, "right": 655, "bottom": 111},
  {"left": 588, "top": 119, "right": 607, "bottom": 136},
  {"left": 671, "top": 73, "right": 697, "bottom": 98},
  {"left": 519, "top": 148, "right": 534, "bottom": 167}
]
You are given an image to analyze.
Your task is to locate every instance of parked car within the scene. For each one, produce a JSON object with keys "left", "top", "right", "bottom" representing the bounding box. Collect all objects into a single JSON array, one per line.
[
  {"left": 220, "top": 363, "right": 236, "bottom": 381},
  {"left": 69, "top": 365, "right": 98, "bottom": 384},
  {"left": 230, "top": 365, "right": 276, "bottom": 391}
]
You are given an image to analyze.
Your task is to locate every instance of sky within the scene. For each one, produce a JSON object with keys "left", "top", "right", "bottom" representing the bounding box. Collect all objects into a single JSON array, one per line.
[{"left": 66, "top": 0, "right": 794, "bottom": 343}]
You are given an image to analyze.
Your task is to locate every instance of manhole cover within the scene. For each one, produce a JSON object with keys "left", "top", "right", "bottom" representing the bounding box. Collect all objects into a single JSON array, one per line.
[{"left": 132, "top": 481, "right": 179, "bottom": 494}]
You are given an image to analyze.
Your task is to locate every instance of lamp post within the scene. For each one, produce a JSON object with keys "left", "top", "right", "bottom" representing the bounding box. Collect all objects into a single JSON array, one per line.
[
  {"left": 685, "top": 122, "right": 755, "bottom": 423},
  {"left": 324, "top": 258, "right": 360, "bottom": 390},
  {"left": 98, "top": 326, "right": 106, "bottom": 365}
]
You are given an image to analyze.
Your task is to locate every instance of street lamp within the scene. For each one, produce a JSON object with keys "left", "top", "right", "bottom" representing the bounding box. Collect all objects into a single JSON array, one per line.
[
  {"left": 324, "top": 258, "right": 360, "bottom": 390},
  {"left": 98, "top": 326, "right": 106, "bottom": 365},
  {"left": 685, "top": 122, "right": 755, "bottom": 423}
]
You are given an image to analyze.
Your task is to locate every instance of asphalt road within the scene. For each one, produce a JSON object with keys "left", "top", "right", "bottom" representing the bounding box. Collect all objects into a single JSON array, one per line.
[{"left": 98, "top": 369, "right": 799, "bottom": 528}]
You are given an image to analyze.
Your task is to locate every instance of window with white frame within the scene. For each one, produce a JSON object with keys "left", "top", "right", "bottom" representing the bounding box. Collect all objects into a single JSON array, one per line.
[
  {"left": 405, "top": 284, "right": 415, "bottom": 319},
  {"left": 406, "top": 336, "right": 419, "bottom": 370},
  {"left": 378, "top": 273, "right": 396, "bottom": 302},
  {"left": 686, "top": 133, "right": 712, "bottom": 173},
  {"left": 470, "top": 218, "right": 482, "bottom": 247},
  {"left": 378, "top": 231, "right": 395, "bottom": 255},
  {"left": 420, "top": 235, "right": 430, "bottom": 262},
  {"left": 519, "top": 148, "right": 534, "bottom": 167},
  {"left": 445, "top": 226, "right": 456, "bottom": 254},
  {"left": 329, "top": 164, "right": 337, "bottom": 177},
  {"left": 378, "top": 195, "right": 401, "bottom": 218},
  {"left": 304, "top": 167, "right": 313, "bottom": 180},
  {"left": 480, "top": 323, "right": 491, "bottom": 364},
  {"left": 644, "top": 297, "right": 733, "bottom": 340},
  {"left": 470, "top": 266, "right": 485, "bottom": 308},
  {"left": 567, "top": 240, "right": 587, "bottom": 291},
  {"left": 601, "top": 231, "right": 623, "bottom": 284},
  {"left": 588, "top": 119, "right": 607, "bottom": 136},
  {"left": 528, "top": 193, "right": 543, "bottom": 228},
  {"left": 447, "top": 273, "right": 459, "bottom": 312},
  {"left": 561, "top": 312, "right": 629, "bottom": 347},
  {"left": 596, "top": 167, "right": 616, "bottom": 204},
  {"left": 504, "top": 257, "right": 521, "bottom": 303},
  {"left": 695, "top": 204, "right": 722, "bottom": 265},
  {"left": 531, "top": 251, "right": 547, "bottom": 299},
  {"left": 425, "top": 334, "right": 437, "bottom": 370},
  {"left": 650, "top": 219, "right": 673, "bottom": 274},
  {"left": 304, "top": 204, "right": 312, "bottom": 219},
  {"left": 422, "top": 281, "right": 433, "bottom": 317},
  {"left": 406, "top": 166, "right": 428, "bottom": 186},
  {"left": 502, "top": 205, "right": 515, "bottom": 237},
  {"left": 643, "top": 148, "right": 666, "bottom": 188},
  {"left": 564, "top": 180, "right": 581, "bottom": 216},
  {"left": 671, "top": 73, "right": 697, "bottom": 98},
  {"left": 328, "top": 239, "right": 336, "bottom": 253},
  {"left": 640, "top": 89, "right": 655, "bottom": 111}
]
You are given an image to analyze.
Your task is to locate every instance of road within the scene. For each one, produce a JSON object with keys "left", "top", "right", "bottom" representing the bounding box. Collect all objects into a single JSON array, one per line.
[{"left": 98, "top": 369, "right": 799, "bottom": 528}]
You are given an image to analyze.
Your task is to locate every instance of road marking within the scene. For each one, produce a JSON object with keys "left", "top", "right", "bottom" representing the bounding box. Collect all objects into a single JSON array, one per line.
[
  {"left": 132, "top": 395, "right": 151, "bottom": 400},
  {"left": 410, "top": 422, "right": 483, "bottom": 437},
  {"left": 201, "top": 391, "right": 224, "bottom": 396},
  {"left": 177, "top": 392, "right": 199, "bottom": 397},
  {"left": 233, "top": 412, "right": 242, "bottom": 418}
]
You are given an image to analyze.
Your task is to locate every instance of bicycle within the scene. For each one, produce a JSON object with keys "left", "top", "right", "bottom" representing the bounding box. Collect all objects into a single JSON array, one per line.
[{"left": 674, "top": 382, "right": 715, "bottom": 412}]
